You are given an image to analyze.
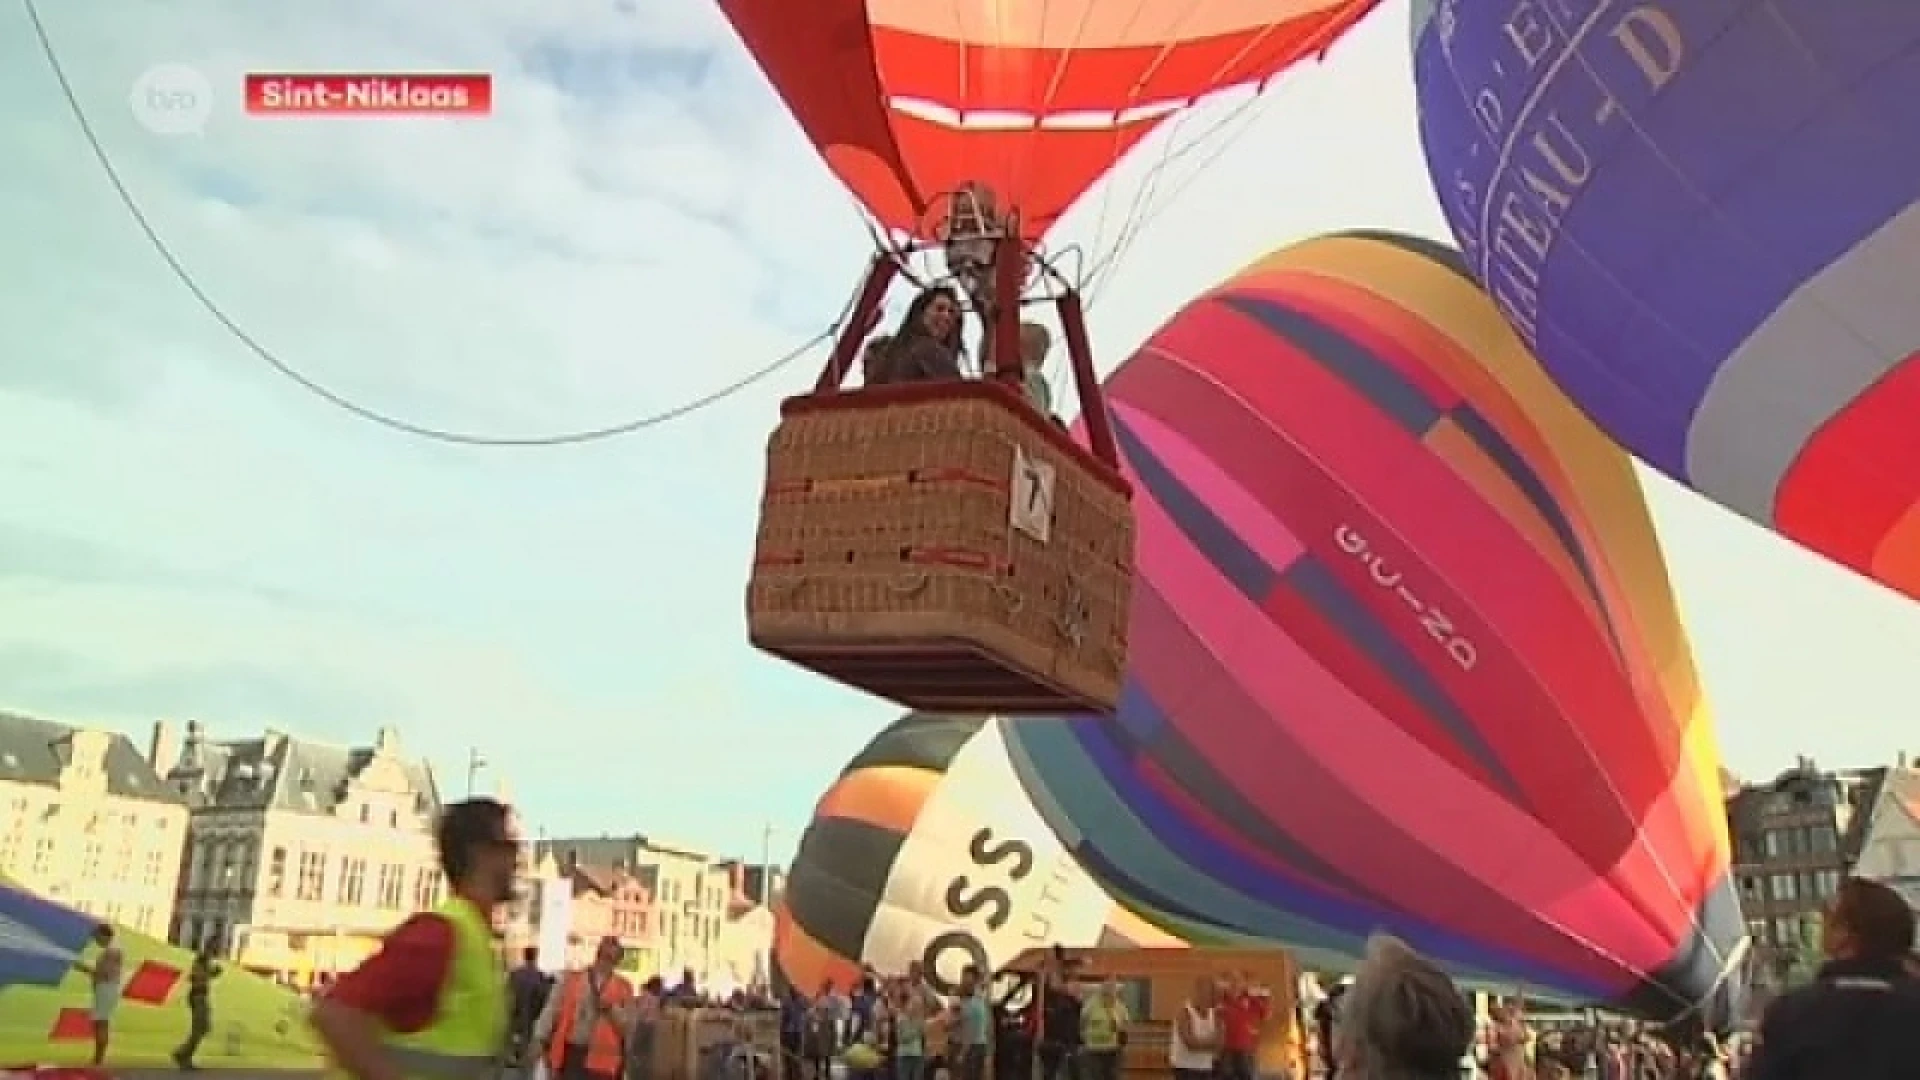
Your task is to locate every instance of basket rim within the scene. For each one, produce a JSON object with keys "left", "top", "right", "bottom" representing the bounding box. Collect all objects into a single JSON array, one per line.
[{"left": 777, "top": 380, "right": 1131, "bottom": 498}]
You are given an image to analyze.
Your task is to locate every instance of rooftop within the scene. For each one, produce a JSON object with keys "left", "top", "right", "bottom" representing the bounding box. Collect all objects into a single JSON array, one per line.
[
  {"left": 0, "top": 709, "right": 182, "bottom": 807},
  {"left": 162, "top": 720, "right": 439, "bottom": 818}
]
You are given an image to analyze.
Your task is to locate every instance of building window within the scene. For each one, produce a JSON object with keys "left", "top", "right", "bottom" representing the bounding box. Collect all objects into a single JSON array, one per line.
[
  {"left": 339, "top": 857, "right": 367, "bottom": 905},
  {"left": 1762, "top": 830, "right": 1783, "bottom": 858},
  {"left": 143, "top": 848, "right": 165, "bottom": 888},
  {"left": 1814, "top": 869, "right": 1841, "bottom": 899},
  {"left": 1771, "top": 873, "right": 1798, "bottom": 902},
  {"left": 377, "top": 864, "right": 405, "bottom": 909},
  {"left": 412, "top": 867, "right": 443, "bottom": 911},
  {"left": 267, "top": 848, "right": 287, "bottom": 897},
  {"left": 359, "top": 804, "right": 370, "bottom": 824},
  {"left": 1810, "top": 825, "right": 1838, "bottom": 854},
  {"left": 297, "top": 851, "right": 326, "bottom": 901}
]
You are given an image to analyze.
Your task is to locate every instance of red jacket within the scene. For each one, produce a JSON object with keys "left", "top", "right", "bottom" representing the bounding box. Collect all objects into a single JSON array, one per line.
[{"left": 1220, "top": 990, "right": 1270, "bottom": 1052}]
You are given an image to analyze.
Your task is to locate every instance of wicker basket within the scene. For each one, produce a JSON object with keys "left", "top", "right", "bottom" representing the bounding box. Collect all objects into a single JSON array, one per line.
[{"left": 747, "top": 380, "right": 1132, "bottom": 714}]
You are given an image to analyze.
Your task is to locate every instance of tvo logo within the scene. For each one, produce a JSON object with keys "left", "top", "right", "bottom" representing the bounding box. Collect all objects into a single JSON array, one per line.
[{"left": 129, "top": 63, "right": 213, "bottom": 136}]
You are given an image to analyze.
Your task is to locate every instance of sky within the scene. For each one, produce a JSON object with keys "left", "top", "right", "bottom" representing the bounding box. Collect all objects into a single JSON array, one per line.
[{"left": 2, "top": 0, "right": 1918, "bottom": 868}]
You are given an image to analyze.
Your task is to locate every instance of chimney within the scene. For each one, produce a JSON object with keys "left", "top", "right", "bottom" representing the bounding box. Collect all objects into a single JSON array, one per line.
[{"left": 149, "top": 721, "right": 181, "bottom": 776}]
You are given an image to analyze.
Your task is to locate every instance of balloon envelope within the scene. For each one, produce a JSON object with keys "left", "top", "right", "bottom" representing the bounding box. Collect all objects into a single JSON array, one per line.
[
  {"left": 1411, "top": 2, "right": 1920, "bottom": 601},
  {"left": 0, "top": 876, "right": 319, "bottom": 1067},
  {"left": 775, "top": 713, "right": 1179, "bottom": 996},
  {"left": 1013, "top": 230, "right": 1747, "bottom": 1024},
  {"left": 717, "top": 0, "right": 1382, "bottom": 238}
]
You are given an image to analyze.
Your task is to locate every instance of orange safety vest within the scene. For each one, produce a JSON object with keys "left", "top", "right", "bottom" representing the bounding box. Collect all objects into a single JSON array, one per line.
[{"left": 546, "top": 968, "right": 634, "bottom": 1077}]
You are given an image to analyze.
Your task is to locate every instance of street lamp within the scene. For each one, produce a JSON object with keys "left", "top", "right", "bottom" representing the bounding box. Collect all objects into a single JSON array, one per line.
[
  {"left": 465, "top": 748, "right": 487, "bottom": 797},
  {"left": 759, "top": 824, "right": 780, "bottom": 907}
]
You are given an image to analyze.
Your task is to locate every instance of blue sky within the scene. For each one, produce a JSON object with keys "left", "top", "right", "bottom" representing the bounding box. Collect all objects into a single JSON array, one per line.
[{"left": 3, "top": 0, "right": 1918, "bottom": 868}]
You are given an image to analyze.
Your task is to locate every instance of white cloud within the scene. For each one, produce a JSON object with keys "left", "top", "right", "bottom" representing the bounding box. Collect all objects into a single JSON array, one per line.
[
  {"left": 12, "top": 0, "right": 860, "bottom": 429},
  {"left": 1, "top": 0, "right": 887, "bottom": 852}
]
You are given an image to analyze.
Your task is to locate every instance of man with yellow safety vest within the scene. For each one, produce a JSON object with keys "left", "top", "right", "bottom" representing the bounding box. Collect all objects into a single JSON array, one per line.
[
  {"left": 533, "top": 935, "right": 636, "bottom": 1080},
  {"left": 312, "top": 798, "right": 520, "bottom": 1080}
]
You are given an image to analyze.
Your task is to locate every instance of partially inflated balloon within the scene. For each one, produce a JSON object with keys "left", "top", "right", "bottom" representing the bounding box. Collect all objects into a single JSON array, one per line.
[
  {"left": 719, "top": 0, "right": 1381, "bottom": 239},
  {"left": 776, "top": 713, "right": 1179, "bottom": 996},
  {"left": 1411, "top": 2, "right": 1920, "bottom": 601},
  {"left": 0, "top": 876, "right": 319, "bottom": 1067},
  {"left": 1010, "top": 231, "right": 1748, "bottom": 1023}
]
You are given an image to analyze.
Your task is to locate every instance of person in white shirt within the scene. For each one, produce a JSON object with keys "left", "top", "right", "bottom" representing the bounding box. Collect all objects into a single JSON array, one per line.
[
  {"left": 1017, "top": 321, "right": 1055, "bottom": 417},
  {"left": 76, "top": 924, "right": 124, "bottom": 1066},
  {"left": 1170, "top": 975, "right": 1220, "bottom": 1080}
]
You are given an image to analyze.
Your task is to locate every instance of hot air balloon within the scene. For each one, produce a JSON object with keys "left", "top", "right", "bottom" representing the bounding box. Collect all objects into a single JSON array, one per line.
[
  {"left": 993, "top": 231, "right": 1749, "bottom": 1026},
  {"left": 1409, "top": 2, "right": 1920, "bottom": 601},
  {"left": 0, "top": 876, "right": 319, "bottom": 1066},
  {"left": 730, "top": 0, "right": 1383, "bottom": 714},
  {"left": 775, "top": 712, "right": 1181, "bottom": 996}
]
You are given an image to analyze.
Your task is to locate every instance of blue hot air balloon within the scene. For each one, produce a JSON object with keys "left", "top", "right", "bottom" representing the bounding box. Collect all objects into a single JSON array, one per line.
[{"left": 1410, "top": 1, "right": 1920, "bottom": 601}]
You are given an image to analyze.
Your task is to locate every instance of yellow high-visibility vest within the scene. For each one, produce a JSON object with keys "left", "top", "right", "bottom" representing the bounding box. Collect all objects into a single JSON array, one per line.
[{"left": 342, "top": 897, "right": 507, "bottom": 1080}]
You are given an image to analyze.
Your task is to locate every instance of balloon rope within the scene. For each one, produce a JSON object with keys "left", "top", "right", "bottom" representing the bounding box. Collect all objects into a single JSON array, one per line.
[{"left": 20, "top": 0, "right": 855, "bottom": 448}]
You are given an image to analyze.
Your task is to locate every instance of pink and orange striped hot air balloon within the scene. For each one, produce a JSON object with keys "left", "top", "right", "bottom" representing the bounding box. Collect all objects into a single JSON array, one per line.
[{"left": 1000, "top": 231, "right": 1750, "bottom": 1025}]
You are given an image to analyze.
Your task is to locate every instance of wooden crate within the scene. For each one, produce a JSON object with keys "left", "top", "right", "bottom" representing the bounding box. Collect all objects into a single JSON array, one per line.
[{"left": 650, "top": 1008, "right": 784, "bottom": 1080}]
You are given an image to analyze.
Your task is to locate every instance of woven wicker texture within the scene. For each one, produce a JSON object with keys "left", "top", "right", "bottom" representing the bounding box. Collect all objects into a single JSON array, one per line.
[{"left": 748, "top": 390, "right": 1132, "bottom": 713}]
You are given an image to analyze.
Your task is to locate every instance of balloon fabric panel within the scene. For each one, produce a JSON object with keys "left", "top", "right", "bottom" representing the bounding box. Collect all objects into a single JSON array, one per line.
[
  {"left": 1412, "top": 1, "right": 1920, "bottom": 601},
  {"left": 775, "top": 715, "right": 1181, "bottom": 997},
  {"left": 717, "top": 0, "right": 1382, "bottom": 237},
  {"left": 0, "top": 877, "right": 319, "bottom": 1067},
  {"left": 1005, "top": 715, "right": 1594, "bottom": 999},
  {"left": 1005, "top": 231, "right": 1743, "bottom": 1023},
  {"left": 1116, "top": 307, "right": 1700, "bottom": 899}
]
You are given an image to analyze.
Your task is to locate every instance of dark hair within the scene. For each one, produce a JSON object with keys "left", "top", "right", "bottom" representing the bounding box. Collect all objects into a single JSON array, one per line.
[
  {"left": 436, "top": 797, "right": 510, "bottom": 882},
  {"left": 521, "top": 946, "right": 539, "bottom": 965},
  {"left": 1833, "top": 877, "right": 1916, "bottom": 959},
  {"left": 894, "top": 286, "right": 963, "bottom": 353}
]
